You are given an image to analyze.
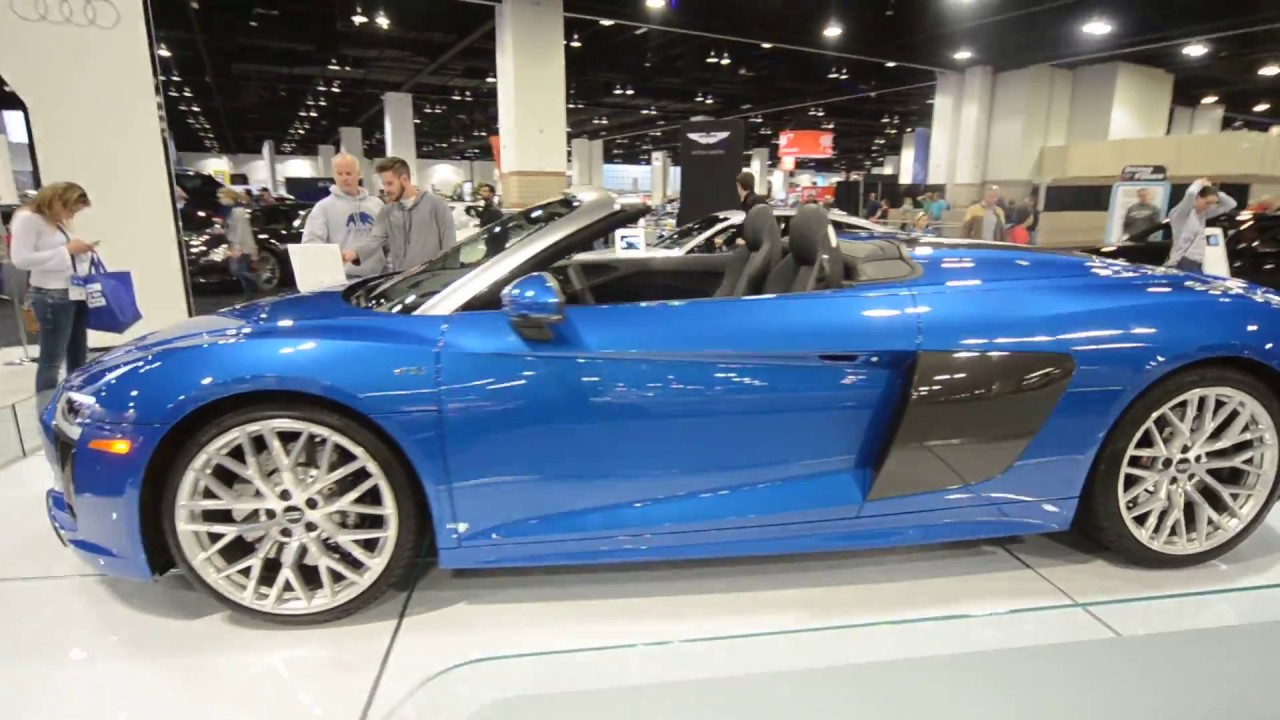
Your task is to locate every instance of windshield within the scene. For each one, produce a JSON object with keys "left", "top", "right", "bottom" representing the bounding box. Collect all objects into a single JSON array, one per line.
[
  {"left": 650, "top": 215, "right": 733, "bottom": 249},
  {"left": 353, "top": 196, "right": 580, "bottom": 314}
]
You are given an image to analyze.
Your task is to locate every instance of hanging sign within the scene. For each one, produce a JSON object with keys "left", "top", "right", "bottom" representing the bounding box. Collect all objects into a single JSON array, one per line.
[
  {"left": 778, "top": 130, "right": 834, "bottom": 158},
  {"left": 1120, "top": 164, "right": 1167, "bottom": 181}
]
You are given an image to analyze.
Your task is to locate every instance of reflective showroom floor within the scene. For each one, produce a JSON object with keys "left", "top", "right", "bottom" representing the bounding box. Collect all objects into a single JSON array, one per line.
[{"left": 5, "top": 447, "right": 1280, "bottom": 718}]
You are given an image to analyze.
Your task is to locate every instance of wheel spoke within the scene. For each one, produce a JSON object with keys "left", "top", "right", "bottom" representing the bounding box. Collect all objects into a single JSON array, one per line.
[
  {"left": 1123, "top": 474, "right": 1162, "bottom": 502},
  {"left": 1127, "top": 492, "right": 1166, "bottom": 518}
]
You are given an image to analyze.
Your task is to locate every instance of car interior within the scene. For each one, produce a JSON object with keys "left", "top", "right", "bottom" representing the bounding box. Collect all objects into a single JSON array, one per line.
[{"left": 546, "top": 205, "right": 921, "bottom": 307}]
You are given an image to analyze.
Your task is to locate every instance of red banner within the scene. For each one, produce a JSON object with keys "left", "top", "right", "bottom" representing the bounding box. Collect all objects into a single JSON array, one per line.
[
  {"left": 489, "top": 136, "right": 501, "bottom": 173},
  {"left": 778, "top": 130, "right": 834, "bottom": 158}
]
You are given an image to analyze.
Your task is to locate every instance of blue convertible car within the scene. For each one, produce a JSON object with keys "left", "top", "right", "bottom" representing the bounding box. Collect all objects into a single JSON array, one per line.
[{"left": 41, "top": 189, "right": 1280, "bottom": 623}]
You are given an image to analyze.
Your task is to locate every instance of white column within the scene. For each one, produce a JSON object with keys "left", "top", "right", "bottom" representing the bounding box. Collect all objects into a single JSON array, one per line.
[
  {"left": 587, "top": 139, "right": 605, "bottom": 187},
  {"left": 1067, "top": 62, "right": 1173, "bottom": 142},
  {"left": 0, "top": 135, "right": 18, "bottom": 204},
  {"left": 898, "top": 132, "right": 916, "bottom": 185},
  {"left": 1168, "top": 107, "right": 1194, "bottom": 135},
  {"left": 985, "top": 64, "right": 1070, "bottom": 182},
  {"left": 954, "top": 65, "right": 994, "bottom": 185},
  {"left": 382, "top": 91, "right": 417, "bottom": 165},
  {"left": 883, "top": 156, "right": 901, "bottom": 176},
  {"left": 495, "top": 0, "right": 568, "bottom": 206},
  {"left": 318, "top": 144, "right": 336, "bottom": 172},
  {"left": 927, "top": 71, "right": 963, "bottom": 185},
  {"left": 749, "top": 148, "right": 769, "bottom": 194},
  {"left": 0, "top": 0, "right": 188, "bottom": 340},
  {"left": 570, "top": 138, "right": 592, "bottom": 186},
  {"left": 1045, "top": 67, "right": 1073, "bottom": 147},
  {"left": 651, "top": 150, "right": 670, "bottom": 202},
  {"left": 1191, "top": 104, "right": 1225, "bottom": 135},
  {"left": 261, "top": 140, "right": 277, "bottom": 192},
  {"left": 338, "top": 127, "right": 363, "bottom": 157}
]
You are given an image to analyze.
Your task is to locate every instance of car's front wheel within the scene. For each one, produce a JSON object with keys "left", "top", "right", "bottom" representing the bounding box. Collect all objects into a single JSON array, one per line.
[
  {"left": 255, "top": 250, "right": 284, "bottom": 292},
  {"left": 1080, "top": 366, "right": 1280, "bottom": 567},
  {"left": 162, "top": 405, "right": 423, "bottom": 624}
]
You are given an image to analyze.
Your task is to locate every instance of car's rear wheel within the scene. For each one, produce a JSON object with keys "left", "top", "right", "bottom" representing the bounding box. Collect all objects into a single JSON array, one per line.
[
  {"left": 1080, "top": 367, "right": 1280, "bottom": 567},
  {"left": 255, "top": 250, "right": 283, "bottom": 292},
  {"left": 161, "top": 405, "right": 422, "bottom": 624}
]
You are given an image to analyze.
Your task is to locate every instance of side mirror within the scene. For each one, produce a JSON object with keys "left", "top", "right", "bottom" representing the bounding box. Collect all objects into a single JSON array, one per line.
[{"left": 501, "top": 272, "right": 565, "bottom": 342}]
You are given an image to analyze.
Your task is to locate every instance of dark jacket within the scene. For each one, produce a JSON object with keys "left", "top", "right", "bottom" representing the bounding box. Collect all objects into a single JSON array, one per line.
[
  {"left": 741, "top": 191, "right": 769, "bottom": 211},
  {"left": 478, "top": 199, "right": 503, "bottom": 227}
]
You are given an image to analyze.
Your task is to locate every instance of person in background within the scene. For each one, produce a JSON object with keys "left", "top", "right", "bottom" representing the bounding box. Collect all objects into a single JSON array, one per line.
[
  {"left": 372, "top": 156, "right": 457, "bottom": 272},
  {"left": 962, "top": 186, "right": 1006, "bottom": 242},
  {"left": 1166, "top": 178, "right": 1237, "bottom": 274},
  {"left": 929, "top": 190, "right": 950, "bottom": 223},
  {"left": 1122, "top": 187, "right": 1163, "bottom": 238},
  {"left": 256, "top": 187, "right": 278, "bottom": 206},
  {"left": 302, "top": 153, "right": 385, "bottom": 279},
  {"left": 737, "top": 172, "right": 768, "bottom": 211},
  {"left": 1010, "top": 196, "right": 1038, "bottom": 245},
  {"left": 865, "top": 192, "right": 882, "bottom": 220},
  {"left": 912, "top": 211, "right": 936, "bottom": 236},
  {"left": 1022, "top": 194, "right": 1040, "bottom": 243},
  {"left": 8, "top": 182, "right": 97, "bottom": 407},
  {"left": 217, "top": 188, "right": 259, "bottom": 298},
  {"left": 898, "top": 196, "right": 915, "bottom": 230},
  {"left": 476, "top": 183, "right": 503, "bottom": 226}
]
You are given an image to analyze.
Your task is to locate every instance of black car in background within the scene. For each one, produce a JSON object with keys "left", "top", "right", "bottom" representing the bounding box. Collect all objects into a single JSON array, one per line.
[
  {"left": 1086, "top": 211, "right": 1280, "bottom": 288},
  {"left": 183, "top": 202, "right": 312, "bottom": 294}
]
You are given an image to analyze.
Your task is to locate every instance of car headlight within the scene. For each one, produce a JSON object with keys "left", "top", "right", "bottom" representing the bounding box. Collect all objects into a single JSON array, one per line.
[{"left": 55, "top": 391, "right": 98, "bottom": 439}]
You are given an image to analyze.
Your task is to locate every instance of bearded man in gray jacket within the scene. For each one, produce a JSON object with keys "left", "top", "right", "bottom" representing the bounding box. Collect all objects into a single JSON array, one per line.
[{"left": 371, "top": 156, "right": 457, "bottom": 272}]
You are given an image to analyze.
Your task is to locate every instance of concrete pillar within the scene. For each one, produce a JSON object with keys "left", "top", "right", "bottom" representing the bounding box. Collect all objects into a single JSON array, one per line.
[
  {"left": 318, "top": 144, "right": 336, "bottom": 173},
  {"left": 1045, "top": 68, "right": 1073, "bottom": 147},
  {"left": 898, "top": 132, "right": 916, "bottom": 185},
  {"left": 382, "top": 91, "right": 416, "bottom": 165},
  {"left": 338, "top": 127, "right": 363, "bottom": 157},
  {"left": 261, "top": 140, "right": 277, "bottom": 192},
  {"left": 0, "top": 0, "right": 188, "bottom": 340},
  {"left": 587, "top": 139, "right": 605, "bottom": 187},
  {"left": 495, "top": 0, "right": 568, "bottom": 207},
  {"left": 651, "top": 150, "right": 670, "bottom": 203},
  {"left": 954, "top": 65, "right": 994, "bottom": 186},
  {"left": 1191, "top": 104, "right": 1225, "bottom": 135},
  {"left": 883, "top": 156, "right": 901, "bottom": 177},
  {"left": 1066, "top": 62, "right": 1174, "bottom": 143},
  {"left": 749, "top": 148, "right": 769, "bottom": 195},
  {"left": 0, "top": 135, "right": 18, "bottom": 204},
  {"left": 1169, "top": 106, "right": 1194, "bottom": 136},
  {"left": 570, "top": 138, "right": 592, "bottom": 186},
  {"left": 985, "top": 64, "right": 1072, "bottom": 182},
  {"left": 928, "top": 71, "right": 963, "bottom": 186}
]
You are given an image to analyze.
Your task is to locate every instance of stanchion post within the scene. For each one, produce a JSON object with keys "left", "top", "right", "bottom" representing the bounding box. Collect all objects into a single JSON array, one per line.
[{"left": 5, "top": 293, "right": 35, "bottom": 366}]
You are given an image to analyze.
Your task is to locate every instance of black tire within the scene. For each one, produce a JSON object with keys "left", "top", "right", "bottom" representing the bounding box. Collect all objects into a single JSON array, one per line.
[
  {"left": 161, "top": 403, "right": 424, "bottom": 625},
  {"left": 256, "top": 249, "right": 285, "bottom": 292},
  {"left": 1078, "top": 365, "right": 1280, "bottom": 568}
]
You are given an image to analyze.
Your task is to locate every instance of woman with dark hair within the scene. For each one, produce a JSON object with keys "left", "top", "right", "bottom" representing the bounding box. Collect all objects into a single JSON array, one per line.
[
  {"left": 1166, "top": 178, "right": 1237, "bottom": 273},
  {"left": 9, "top": 182, "right": 97, "bottom": 405}
]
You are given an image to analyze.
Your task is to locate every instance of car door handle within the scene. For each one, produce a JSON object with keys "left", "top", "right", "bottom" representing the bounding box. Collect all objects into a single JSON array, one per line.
[{"left": 817, "top": 353, "right": 862, "bottom": 363}]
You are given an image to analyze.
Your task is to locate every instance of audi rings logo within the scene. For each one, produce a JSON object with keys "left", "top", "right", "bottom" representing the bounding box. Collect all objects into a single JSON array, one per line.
[{"left": 9, "top": 0, "right": 121, "bottom": 29}]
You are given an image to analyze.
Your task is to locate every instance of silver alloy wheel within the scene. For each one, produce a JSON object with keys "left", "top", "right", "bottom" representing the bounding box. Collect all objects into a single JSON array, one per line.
[
  {"left": 256, "top": 253, "right": 280, "bottom": 290},
  {"left": 1119, "top": 386, "right": 1277, "bottom": 555},
  {"left": 173, "top": 419, "right": 400, "bottom": 615}
]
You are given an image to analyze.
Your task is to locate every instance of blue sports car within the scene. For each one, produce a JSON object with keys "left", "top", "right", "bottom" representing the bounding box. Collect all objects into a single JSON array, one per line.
[{"left": 41, "top": 189, "right": 1280, "bottom": 623}]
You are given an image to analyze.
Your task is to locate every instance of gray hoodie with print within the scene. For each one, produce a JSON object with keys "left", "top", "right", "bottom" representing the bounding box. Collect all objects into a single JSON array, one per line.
[
  {"left": 371, "top": 189, "right": 458, "bottom": 273},
  {"left": 301, "top": 185, "right": 386, "bottom": 278}
]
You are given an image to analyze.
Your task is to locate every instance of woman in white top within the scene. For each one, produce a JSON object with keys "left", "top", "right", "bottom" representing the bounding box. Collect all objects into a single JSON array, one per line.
[{"left": 9, "top": 182, "right": 96, "bottom": 406}]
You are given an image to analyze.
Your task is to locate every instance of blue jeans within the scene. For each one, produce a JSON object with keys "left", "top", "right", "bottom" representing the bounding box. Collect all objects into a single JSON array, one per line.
[
  {"left": 30, "top": 287, "right": 88, "bottom": 407},
  {"left": 230, "top": 253, "right": 260, "bottom": 295},
  {"left": 1176, "top": 257, "right": 1203, "bottom": 274}
]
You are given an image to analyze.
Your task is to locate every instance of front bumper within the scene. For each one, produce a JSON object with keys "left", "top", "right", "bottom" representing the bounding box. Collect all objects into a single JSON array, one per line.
[{"left": 40, "top": 394, "right": 168, "bottom": 580}]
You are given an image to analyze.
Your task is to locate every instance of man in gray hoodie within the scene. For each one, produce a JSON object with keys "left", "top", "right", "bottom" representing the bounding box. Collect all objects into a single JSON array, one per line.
[
  {"left": 372, "top": 156, "right": 457, "bottom": 272},
  {"left": 301, "top": 153, "right": 385, "bottom": 278}
]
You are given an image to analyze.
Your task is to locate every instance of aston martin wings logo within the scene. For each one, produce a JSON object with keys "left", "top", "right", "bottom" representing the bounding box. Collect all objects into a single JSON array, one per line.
[{"left": 687, "top": 131, "right": 731, "bottom": 145}]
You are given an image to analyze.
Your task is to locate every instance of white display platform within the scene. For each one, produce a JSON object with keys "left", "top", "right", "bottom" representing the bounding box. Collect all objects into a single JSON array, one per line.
[{"left": 4, "top": 455, "right": 1280, "bottom": 719}]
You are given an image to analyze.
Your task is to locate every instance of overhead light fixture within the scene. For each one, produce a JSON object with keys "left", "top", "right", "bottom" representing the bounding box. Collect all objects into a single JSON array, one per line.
[
  {"left": 827, "top": 67, "right": 839, "bottom": 79},
  {"left": 760, "top": 43, "right": 774, "bottom": 49},
  {"left": 374, "top": 9, "right": 390, "bottom": 29},
  {"left": 1182, "top": 42, "right": 1209, "bottom": 58},
  {"left": 953, "top": 49, "right": 974, "bottom": 60},
  {"left": 645, "top": 0, "right": 665, "bottom": 8},
  {"left": 704, "top": 95, "right": 715, "bottom": 104},
  {"left": 331, "top": 81, "right": 342, "bottom": 92},
  {"left": 485, "top": 71, "right": 497, "bottom": 83},
  {"left": 695, "top": 91, "right": 704, "bottom": 102},
  {"left": 839, "top": 68, "right": 849, "bottom": 79},
  {"left": 351, "top": 5, "right": 368, "bottom": 25},
  {"left": 1254, "top": 102, "right": 1272, "bottom": 113},
  {"left": 569, "top": 32, "right": 582, "bottom": 48},
  {"left": 598, "top": 19, "right": 615, "bottom": 26},
  {"left": 884, "top": 61, "right": 898, "bottom": 68},
  {"left": 720, "top": 52, "right": 731, "bottom": 65},
  {"left": 822, "top": 20, "right": 843, "bottom": 38},
  {"left": 327, "top": 57, "right": 342, "bottom": 70},
  {"left": 1259, "top": 63, "right": 1280, "bottom": 77},
  {"left": 1081, "top": 18, "right": 1112, "bottom": 35},
  {"left": 625, "top": 85, "right": 635, "bottom": 95},
  {"left": 451, "top": 89, "right": 462, "bottom": 100},
  {"left": 1201, "top": 94, "right": 1219, "bottom": 104},
  {"left": 464, "top": 90, "right": 473, "bottom": 101},
  {"left": 156, "top": 43, "right": 172, "bottom": 58},
  {"left": 613, "top": 84, "right": 624, "bottom": 95},
  {"left": 706, "top": 50, "right": 718, "bottom": 64}
]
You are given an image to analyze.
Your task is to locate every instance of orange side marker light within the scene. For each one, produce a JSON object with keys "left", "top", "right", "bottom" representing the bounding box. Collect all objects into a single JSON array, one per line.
[{"left": 88, "top": 438, "right": 133, "bottom": 455}]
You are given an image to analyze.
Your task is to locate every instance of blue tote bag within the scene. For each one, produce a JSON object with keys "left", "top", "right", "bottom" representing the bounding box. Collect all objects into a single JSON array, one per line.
[{"left": 72, "top": 254, "right": 142, "bottom": 334}]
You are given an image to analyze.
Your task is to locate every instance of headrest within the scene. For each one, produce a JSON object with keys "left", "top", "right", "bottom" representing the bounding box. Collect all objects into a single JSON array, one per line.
[
  {"left": 788, "top": 204, "right": 830, "bottom": 265},
  {"left": 742, "top": 204, "right": 779, "bottom": 252}
]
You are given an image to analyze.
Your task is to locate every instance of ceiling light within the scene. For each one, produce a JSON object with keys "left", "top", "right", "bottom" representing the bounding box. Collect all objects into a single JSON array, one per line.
[
  {"left": 1201, "top": 94, "right": 1219, "bottom": 104},
  {"left": 485, "top": 71, "right": 497, "bottom": 83},
  {"left": 331, "top": 81, "right": 342, "bottom": 92},
  {"left": 1254, "top": 102, "right": 1271, "bottom": 113},
  {"left": 839, "top": 68, "right": 849, "bottom": 79},
  {"left": 351, "top": 6, "right": 368, "bottom": 25},
  {"left": 884, "top": 61, "right": 898, "bottom": 67},
  {"left": 720, "top": 52, "right": 731, "bottom": 65},
  {"left": 625, "top": 86, "right": 635, "bottom": 95},
  {"left": 464, "top": 90, "right": 473, "bottom": 101},
  {"left": 1182, "top": 42, "right": 1209, "bottom": 58},
  {"left": 704, "top": 95, "right": 715, "bottom": 104},
  {"left": 1260, "top": 63, "right": 1280, "bottom": 77},
  {"left": 451, "top": 90, "right": 462, "bottom": 100},
  {"left": 373, "top": 9, "right": 390, "bottom": 29},
  {"left": 613, "top": 84, "right": 624, "bottom": 95},
  {"left": 827, "top": 67, "right": 839, "bottom": 79},
  {"left": 695, "top": 91, "right": 704, "bottom": 102},
  {"left": 598, "top": 19, "right": 615, "bottom": 26},
  {"left": 760, "top": 43, "right": 774, "bottom": 49},
  {"left": 327, "top": 57, "right": 342, "bottom": 70},
  {"left": 569, "top": 32, "right": 582, "bottom": 47},
  {"left": 953, "top": 49, "right": 973, "bottom": 60},
  {"left": 645, "top": 0, "right": 665, "bottom": 8},
  {"left": 1081, "top": 18, "right": 1112, "bottom": 35},
  {"left": 822, "top": 20, "right": 843, "bottom": 38},
  {"left": 706, "top": 50, "right": 718, "bottom": 63}
]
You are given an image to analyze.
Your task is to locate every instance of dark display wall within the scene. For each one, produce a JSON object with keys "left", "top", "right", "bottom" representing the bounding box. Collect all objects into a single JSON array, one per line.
[{"left": 676, "top": 119, "right": 746, "bottom": 226}]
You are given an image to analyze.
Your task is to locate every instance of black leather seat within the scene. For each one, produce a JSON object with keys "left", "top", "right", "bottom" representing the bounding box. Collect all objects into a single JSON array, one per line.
[
  {"left": 764, "top": 205, "right": 838, "bottom": 294},
  {"left": 714, "top": 204, "right": 782, "bottom": 297}
]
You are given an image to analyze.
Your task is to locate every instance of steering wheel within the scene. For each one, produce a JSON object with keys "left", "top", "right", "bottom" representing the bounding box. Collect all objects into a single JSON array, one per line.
[{"left": 566, "top": 264, "right": 596, "bottom": 305}]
